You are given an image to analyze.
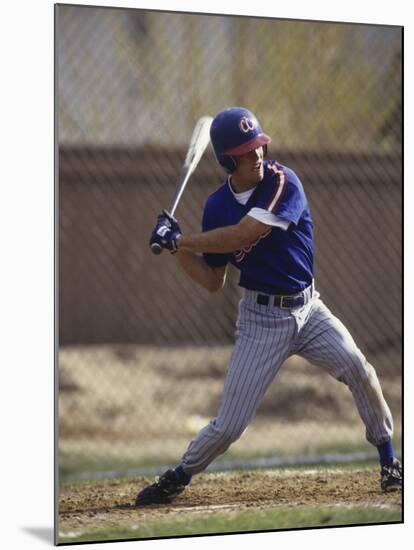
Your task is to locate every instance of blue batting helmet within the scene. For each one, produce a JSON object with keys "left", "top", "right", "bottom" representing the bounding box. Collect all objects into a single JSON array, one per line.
[{"left": 210, "top": 107, "right": 271, "bottom": 173}]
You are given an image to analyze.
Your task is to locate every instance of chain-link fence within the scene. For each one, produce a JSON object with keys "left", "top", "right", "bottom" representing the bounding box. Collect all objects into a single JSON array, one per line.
[{"left": 56, "top": 4, "right": 402, "bottom": 480}]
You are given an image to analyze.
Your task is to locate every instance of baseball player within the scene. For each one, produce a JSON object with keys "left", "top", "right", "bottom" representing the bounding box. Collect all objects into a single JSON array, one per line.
[{"left": 136, "top": 107, "right": 402, "bottom": 506}]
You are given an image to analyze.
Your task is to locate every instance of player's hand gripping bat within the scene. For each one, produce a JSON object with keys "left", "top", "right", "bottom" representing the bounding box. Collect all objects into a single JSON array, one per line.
[{"left": 150, "top": 116, "right": 213, "bottom": 254}]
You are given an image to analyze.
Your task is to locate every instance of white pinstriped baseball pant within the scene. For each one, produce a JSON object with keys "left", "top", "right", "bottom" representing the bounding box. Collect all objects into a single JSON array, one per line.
[{"left": 181, "top": 287, "right": 394, "bottom": 475}]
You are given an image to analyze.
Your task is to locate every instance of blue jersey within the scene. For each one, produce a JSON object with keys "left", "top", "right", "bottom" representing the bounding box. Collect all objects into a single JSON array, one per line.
[{"left": 202, "top": 160, "right": 314, "bottom": 294}]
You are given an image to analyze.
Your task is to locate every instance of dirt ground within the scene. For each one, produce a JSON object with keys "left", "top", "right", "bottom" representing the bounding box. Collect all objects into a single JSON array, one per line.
[{"left": 58, "top": 468, "right": 402, "bottom": 535}]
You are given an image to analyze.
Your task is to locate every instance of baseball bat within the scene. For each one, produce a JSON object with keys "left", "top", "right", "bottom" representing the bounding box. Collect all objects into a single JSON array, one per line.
[{"left": 151, "top": 115, "right": 213, "bottom": 254}]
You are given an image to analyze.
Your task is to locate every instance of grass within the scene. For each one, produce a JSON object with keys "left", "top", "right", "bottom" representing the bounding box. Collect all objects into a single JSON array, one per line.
[
  {"left": 58, "top": 436, "right": 402, "bottom": 480},
  {"left": 58, "top": 505, "right": 402, "bottom": 544}
]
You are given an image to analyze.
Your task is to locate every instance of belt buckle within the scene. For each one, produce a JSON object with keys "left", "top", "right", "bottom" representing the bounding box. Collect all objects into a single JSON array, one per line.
[
  {"left": 279, "top": 295, "right": 293, "bottom": 309},
  {"left": 280, "top": 293, "right": 306, "bottom": 309}
]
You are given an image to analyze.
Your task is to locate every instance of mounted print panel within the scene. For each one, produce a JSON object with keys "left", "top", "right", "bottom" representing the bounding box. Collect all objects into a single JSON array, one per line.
[{"left": 55, "top": 3, "right": 403, "bottom": 545}]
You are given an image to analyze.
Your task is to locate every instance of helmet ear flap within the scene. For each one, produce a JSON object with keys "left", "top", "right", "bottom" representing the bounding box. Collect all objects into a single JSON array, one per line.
[
  {"left": 214, "top": 151, "right": 237, "bottom": 173},
  {"left": 226, "top": 155, "right": 237, "bottom": 173}
]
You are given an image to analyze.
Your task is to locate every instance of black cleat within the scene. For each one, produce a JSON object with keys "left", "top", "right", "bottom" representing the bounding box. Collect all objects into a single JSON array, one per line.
[
  {"left": 381, "top": 458, "right": 402, "bottom": 492},
  {"left": 135, "top": 469, "right": 187, "bottom": 506}
]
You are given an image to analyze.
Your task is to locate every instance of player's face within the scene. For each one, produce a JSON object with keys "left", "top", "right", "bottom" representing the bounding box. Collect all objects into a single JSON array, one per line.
[{"left": 233, "top": 147, "right": 264, "bottom": 188}]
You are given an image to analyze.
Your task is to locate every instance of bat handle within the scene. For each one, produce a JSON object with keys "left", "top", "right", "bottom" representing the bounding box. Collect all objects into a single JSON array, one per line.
[{"left": 150, "top": 242, "right": 163, "bottom": 255}]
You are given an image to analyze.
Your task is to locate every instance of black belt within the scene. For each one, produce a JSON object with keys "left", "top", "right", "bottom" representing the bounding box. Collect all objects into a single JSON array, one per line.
[{"left": 257, "top": 284, "right": 313, "bottom": 309}]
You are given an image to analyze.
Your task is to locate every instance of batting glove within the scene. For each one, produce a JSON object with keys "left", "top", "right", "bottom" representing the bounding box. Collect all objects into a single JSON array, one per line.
[
  {"left": 149, "top": 211, "right": 182, "bottom": 254},
  {"left": 160, "top": 209, "right": 180, "bottom": 232}
]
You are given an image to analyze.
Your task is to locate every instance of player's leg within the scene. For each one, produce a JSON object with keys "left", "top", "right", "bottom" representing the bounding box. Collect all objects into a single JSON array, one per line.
[
  {"left": 180, "top": 298, "right": 296, "bottom": 474},
  {"left": 294, "top": 298, "right": 401, "bottom": 491},
  {"left": 136, "top": 295, "right": 296, "bottom": 505}
]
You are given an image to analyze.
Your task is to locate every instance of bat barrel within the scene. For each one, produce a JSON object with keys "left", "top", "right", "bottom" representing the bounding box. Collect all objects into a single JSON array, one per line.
[{"left": 150, "top": 115, "right": 212, "bottom": 258}]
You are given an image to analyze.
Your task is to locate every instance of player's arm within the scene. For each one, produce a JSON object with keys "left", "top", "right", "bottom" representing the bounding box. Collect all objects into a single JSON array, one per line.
[
  {"left": 178, "top": 215, "right": 269, "bottom": 254},
  {"left": 175, "top": 249, "right": 227, "bottom": 292},
  {"left": 149, "top": 211, "right": 227, "bottom": 292}
]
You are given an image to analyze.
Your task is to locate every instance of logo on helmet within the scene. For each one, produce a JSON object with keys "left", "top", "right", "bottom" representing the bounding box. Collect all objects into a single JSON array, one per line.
[{"left": 239, "top": 117, "right": 255, "bottom": 133}]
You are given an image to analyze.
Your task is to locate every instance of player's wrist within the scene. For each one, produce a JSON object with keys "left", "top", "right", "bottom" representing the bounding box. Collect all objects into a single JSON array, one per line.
[
  {"left": 170, "top": 232, "right": 182, "bottom": 254},
  {"left": 175, "top": 233, "right": 195, "bottom": 252}
]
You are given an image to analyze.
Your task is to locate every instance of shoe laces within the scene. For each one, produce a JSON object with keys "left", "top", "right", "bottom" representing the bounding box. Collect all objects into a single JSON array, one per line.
[
  {"left": 156, "top": 471, "right": 180, "bottom": 492},
  {"left": 382, "top": 459, "right": 402, "bottom": 479}
]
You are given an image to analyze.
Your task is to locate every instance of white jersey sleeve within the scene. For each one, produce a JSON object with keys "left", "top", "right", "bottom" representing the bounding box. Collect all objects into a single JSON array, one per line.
[{"left": 247, "top": 207, "right": 290, "bottom": 230}]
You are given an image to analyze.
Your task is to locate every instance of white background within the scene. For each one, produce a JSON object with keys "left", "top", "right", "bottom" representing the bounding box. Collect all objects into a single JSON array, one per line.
[{"left": 0, "top": 1, "right": 411, "bottom": 549}]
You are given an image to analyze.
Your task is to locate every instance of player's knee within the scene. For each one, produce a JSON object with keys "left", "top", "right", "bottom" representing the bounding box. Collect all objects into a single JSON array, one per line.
[
  {"left": 338, "top": 355, "right": 374, "bottom": 386},
  {"left": 213, "top": 420, "right": 245, "bottom": 444},
  {"left": 221, "top": 426, "right": 244, "bottom": 443},
  {"left": 355, "top": 357, "right": 376, "bottom": 382}
]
